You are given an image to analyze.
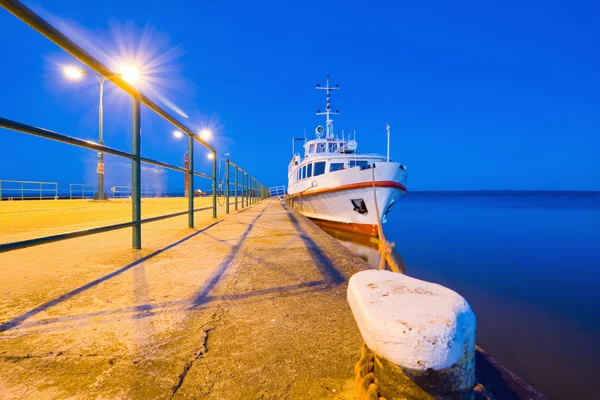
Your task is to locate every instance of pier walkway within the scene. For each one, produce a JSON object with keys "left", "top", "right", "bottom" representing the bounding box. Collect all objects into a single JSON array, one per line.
[{"left": 0, "top": 199, "right": 367, "bottom": 399}]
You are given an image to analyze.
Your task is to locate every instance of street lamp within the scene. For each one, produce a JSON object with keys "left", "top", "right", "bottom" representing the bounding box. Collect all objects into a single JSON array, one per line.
[
  {"left": 173, "top": 130, "right": 184, "bottom": 139},
  {"left": 200, "top": 129, "right": 212, "bottom": 141},
  {"left": 207, "top": 153, "right": 214, "bottom": 160},
  {"left": 63, "top": 65, "right": 140, "bottom": 200}
]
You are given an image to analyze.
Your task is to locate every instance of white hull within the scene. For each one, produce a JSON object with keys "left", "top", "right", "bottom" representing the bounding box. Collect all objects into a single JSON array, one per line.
[{"left": 289, "top": 162, "right": 407, "bottom": 236}]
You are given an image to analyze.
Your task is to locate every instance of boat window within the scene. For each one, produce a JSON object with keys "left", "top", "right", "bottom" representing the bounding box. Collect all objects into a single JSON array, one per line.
[
  {"left": 307, "top": 163, "right": 313, "bottom": 178},
  {"left": 309, "top": 144, "right": 315, "bottom": 154},
  {"left": 330, "top": 162, "right": 345, "bottom": 172},
  {"left": 302, "top": 165, "right": 306, "bottom": 179},
  {"left": 297, "top": 168, "right": 300, "bottom": 181},
  {"left": 328, "top": 143, "right": 338, "bottom": 153},
  {"left": 349, "top": 160, "right": 369, "bottom": 168},
  {"left": 314, "top": 161, "right": 326, "bottom": 176},
  {"left": 316, "top": 142, "right": 327, "bottom": 153}
]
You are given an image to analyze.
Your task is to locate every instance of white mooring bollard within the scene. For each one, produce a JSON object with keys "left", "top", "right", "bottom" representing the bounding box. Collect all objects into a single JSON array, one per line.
[{"left": 348, "top": 270, "right": 476, "bottom": 400}]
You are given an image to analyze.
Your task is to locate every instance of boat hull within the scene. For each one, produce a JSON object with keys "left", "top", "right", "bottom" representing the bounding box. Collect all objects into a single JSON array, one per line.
[{"left": 288, "top": 163, "right": 407, "bottom": 237}]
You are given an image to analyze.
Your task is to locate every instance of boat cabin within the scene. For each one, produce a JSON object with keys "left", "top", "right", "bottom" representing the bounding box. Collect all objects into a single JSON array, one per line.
[{"left": 303, "top": 138, "right": 358, "bottom": 158}]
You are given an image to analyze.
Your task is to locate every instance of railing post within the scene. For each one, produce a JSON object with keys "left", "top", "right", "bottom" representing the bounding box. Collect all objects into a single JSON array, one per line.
[
  {"left": 21, "top": 181, "right": 24, "bottom": 201},
  {"left": 132, "top": 96, "right": 142, "bottom": 250},
  {"left": 188, "top": 134, "right": 194, "bottom": 228},
  {"left": 241, "top": 171, "right": 245, "bottom": 208},
  {"left": 246, "top": 173, "right": 249, "bottom": 206},
  {"left": 212, "top": 152, "right": 217, "bottom": 218},
  {"left": 225, "top": 159, "right": 230, "bottom": 214},
  {"left": 234, "top": 166, "right": 238, "bottom": 210}
]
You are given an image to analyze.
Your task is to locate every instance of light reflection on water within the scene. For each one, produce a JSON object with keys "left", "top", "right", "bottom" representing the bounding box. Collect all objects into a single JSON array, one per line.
[{"left": 316, "top": 224, "right": 406, "bottom": 273}]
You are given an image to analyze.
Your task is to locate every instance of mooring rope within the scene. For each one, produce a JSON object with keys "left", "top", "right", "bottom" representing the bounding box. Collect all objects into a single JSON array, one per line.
[
  {"left": 354, "top": 166, "right": 406, "bottom": 400},
  {"left": 371, "top": 166, "right": 401, "bottom": 274},
  {"left": 355, "top": 341, "right": 383, "bottom": 400}
]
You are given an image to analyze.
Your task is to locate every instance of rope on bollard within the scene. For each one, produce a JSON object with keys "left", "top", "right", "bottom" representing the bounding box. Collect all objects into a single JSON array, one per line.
[
  {"left": 355, "top": 166, "right": 407, "bottom": 400},
  {"left": 355, "top": 342, "right": 386, "bottom": 400},
  {"left": 371, "top": 166, "right": 401, "bottom": 273}
]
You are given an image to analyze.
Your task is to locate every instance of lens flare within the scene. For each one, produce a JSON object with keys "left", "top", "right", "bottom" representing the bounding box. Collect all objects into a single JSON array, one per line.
[
  {"left": 173, "top": 130, "right": 184, "bottom": 139},
  {"left": 63, "top": 66, "right": 84, "bottom": 80},
  {"left": 200, "top": 129, "right": 212, "bottom": 140},
  {"left": 120, "top": 66, "right": 140, "bottom": 83},
  {"left": 40, "top": 8, "right": 191, "bottom": 118},
  {"left": 207, "top": 153, "right": 214, "bottom": 160}
]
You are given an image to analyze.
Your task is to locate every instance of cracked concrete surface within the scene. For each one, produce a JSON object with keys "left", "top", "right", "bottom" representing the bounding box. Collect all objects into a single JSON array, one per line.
[{"left": 0, "top": 199, "right": 368, "bottom": 399}]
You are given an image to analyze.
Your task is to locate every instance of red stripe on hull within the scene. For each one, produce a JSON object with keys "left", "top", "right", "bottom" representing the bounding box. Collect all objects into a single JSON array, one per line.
[
  {"left": 309, "top": 217, "right": 379, "bottom": 237},
  {"left": 289, "top": 180, "right": 406, "bottom": 199}
]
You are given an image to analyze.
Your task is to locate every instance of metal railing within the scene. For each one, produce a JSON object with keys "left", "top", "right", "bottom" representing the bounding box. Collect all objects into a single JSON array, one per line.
[
  {"left": 222, "top": 159, "right": 268, "bottom": 214},
  {"left": 0, "top": 180, "right": 58, "bottom": 200},
  {"left": 69, "top": 183, "right": 97, "bottom": 199},
  {"left": 110, "top": 185, "right": 161, "bottom": 199},
  {"left": 0, "top": 0, "right": 268, "bottom": 253},
  {"left": 269, "top": 185, "right": 287, "bottom": 199}
]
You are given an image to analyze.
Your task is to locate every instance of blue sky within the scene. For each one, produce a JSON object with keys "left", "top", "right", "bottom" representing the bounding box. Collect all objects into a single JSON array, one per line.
[{"left": 0, "top": 0, "right": 598, "bottom": 192}]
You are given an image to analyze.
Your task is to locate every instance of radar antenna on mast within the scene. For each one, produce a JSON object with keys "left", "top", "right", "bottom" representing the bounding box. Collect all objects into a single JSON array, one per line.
[{"left": 316, "top": 75, "right": 339, "bottom": 139}]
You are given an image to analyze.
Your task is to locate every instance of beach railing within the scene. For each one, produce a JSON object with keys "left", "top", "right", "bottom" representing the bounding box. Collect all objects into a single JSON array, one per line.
[
  {"left": 0, "top": 180, "right": 58, "bottom": 201},
  {"left": 68, "top": 183, "right": 97, "bottom": 199}
]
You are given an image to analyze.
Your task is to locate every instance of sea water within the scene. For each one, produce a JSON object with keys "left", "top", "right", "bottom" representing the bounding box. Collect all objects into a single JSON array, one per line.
[{"left": 329, "top": 192, "right": 600, "bottom": 400}]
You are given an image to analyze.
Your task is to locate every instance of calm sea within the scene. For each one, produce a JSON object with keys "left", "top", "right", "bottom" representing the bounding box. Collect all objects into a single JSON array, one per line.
[{"left": 325, "top": 192, "right": 600, "bottom": 400}]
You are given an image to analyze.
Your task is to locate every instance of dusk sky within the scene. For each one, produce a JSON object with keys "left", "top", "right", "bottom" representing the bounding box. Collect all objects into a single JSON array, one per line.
[{"left": 0, "top": 0, "right": 598, "bottom": 192}]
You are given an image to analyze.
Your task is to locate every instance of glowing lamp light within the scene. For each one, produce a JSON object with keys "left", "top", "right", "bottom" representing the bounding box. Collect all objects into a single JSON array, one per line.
[
  {"left": 200, "top": 129, "right": 212, "bottom": 140},
  {"left": 121, "top": 67, "right": 140, "bottom": 83},
  {"left": 207, "top": 153, "right": 214, "bottom": 160},
  {"left": 63, "top": 66, "right": 85, "bottom": 80},
  {"left": 173, "top": 130, "right": 184, "bottom": 139}
]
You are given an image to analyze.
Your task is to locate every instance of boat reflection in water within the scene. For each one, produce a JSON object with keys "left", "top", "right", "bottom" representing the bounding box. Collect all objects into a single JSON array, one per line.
[{"left": 315, "top": 223, "right": 406, "bottom": 273}]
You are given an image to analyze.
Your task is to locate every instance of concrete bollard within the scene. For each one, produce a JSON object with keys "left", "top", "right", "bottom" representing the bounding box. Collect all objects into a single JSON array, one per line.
[{"left": 347, "top": 270, "right": 476, "bottom": 400}]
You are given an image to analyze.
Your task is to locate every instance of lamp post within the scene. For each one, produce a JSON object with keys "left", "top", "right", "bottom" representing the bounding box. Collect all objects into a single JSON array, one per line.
[{"left": 63, "top": 66, "right": 139, "bottom": 200}]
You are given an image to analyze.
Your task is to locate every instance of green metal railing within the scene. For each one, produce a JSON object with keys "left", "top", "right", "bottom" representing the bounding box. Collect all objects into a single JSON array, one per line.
[
  {"left": 69, "top": 183, "right": 97, "bottom": 199},
  {"left": 0, "top": 180, "right": 58, "bottom": 200},
  {"left": 0, "top": 0, "right": 268, "bottom": 254},
  {"left": 110, "top": 185, "right": 161, "bottom": 199},
  {"left": 223, "top": 159, "right": 267, "bottom": 214},
  {"left": 69, "top": 183, "right": 98, "bottom": 200}
]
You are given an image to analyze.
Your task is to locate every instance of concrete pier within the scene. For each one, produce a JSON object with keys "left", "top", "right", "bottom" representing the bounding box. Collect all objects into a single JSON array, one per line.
[{"left": 0, "top": 199, "right": 368, "bottom": 399}]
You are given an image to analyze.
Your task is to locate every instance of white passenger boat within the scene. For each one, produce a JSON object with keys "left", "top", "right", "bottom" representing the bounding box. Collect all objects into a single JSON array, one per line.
[{"left": 287, "top": 76, "right": 408, "bottom": 237}]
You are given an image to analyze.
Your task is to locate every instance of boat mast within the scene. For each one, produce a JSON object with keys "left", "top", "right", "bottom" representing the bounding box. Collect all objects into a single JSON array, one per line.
[
  {"left": 386, "top": 123, "right": 391, "bottom": 162},
  {"left": 316, "top": 75, "right": 339, "bottom": 139}
]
